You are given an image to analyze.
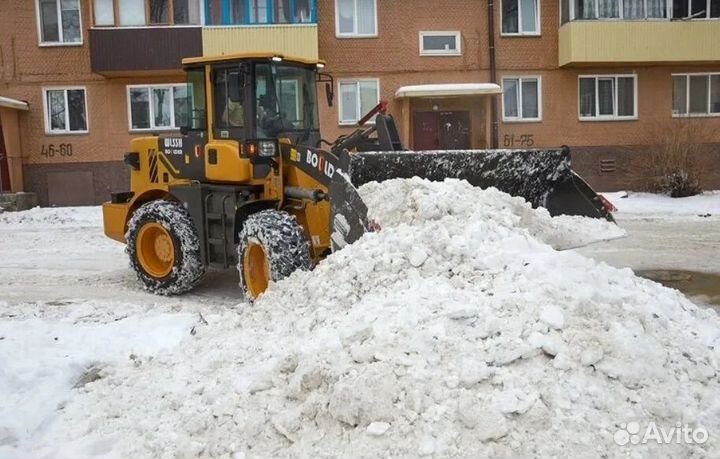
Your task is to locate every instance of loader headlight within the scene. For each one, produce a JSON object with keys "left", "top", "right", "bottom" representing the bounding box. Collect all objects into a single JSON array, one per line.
[{"left": 258, "top": 140, "right": 277, "bottom": 157}]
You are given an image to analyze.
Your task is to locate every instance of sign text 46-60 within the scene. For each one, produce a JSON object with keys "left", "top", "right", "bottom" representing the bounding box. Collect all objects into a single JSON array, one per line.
[{"left": 41, "top": 143, "right": 73, "bottom": 159}]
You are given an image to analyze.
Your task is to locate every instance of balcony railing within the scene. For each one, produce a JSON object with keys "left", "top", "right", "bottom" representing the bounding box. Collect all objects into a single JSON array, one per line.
[{"left": 204, "top": 0, "right": 317, "bottom": 25}]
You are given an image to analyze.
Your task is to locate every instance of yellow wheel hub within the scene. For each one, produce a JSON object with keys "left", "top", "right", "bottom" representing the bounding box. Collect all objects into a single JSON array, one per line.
[
  {"left": 243, "top": 242, "right": 270, "bottom": 299},
  {"left": 136, "top": 222, "right": 175, "bottom": 278}
]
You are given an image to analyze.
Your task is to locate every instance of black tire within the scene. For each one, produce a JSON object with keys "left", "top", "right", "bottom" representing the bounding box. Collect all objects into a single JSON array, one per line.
[
  {"left": 126, "top": 200, "right": 206, "bottom": 295},
  {"left": 237, "top": 209, "right": 313, "bottom": 300}
]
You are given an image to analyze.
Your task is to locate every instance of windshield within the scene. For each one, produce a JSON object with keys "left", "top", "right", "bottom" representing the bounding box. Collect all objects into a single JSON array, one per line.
[{"left": 254, "top": 62, "right": 319, "bottom": 141}]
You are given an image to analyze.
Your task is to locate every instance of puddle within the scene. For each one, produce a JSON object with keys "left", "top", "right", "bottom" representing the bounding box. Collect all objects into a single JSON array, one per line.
[{"left": 637, "top": 270, "right": 720, "bottom": 310}]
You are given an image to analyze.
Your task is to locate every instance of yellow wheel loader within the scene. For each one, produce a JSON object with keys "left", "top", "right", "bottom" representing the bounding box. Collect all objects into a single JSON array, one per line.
[{"left": 102, "top": 53, "right": 613, "bottom": 299}]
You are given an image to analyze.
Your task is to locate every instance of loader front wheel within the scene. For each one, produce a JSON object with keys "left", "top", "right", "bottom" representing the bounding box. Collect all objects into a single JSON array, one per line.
[
  {"left": 238, "top": 210, "right": 313, "bottom": 300},
  {"left": 126, "top": 200, "right": 206, "bottom": 295}
]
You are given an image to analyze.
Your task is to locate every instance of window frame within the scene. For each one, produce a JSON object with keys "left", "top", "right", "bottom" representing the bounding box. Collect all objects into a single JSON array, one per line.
[
  {"left": 36, "top": 0, "right": 84, "bottom": 46},
  {"left": 501, "top": 76, "right": 543, "bottom": 122},
  {"left": 671, "top": 72, "right": 720, "bottom": 118},
  {"left": 418, "top": 31, "right": 462, "bottom": 56},
  {"left": 501, "top": 0, "right": 542, "bottom": 36},
  {"left": 334, "top": 0, "right": 378, "bottom": 38},
  {"left": 42, "top": 86, "right": 89, "bottom": 135},
  {"left": 90, "top": 0, "right": 204, "bottom": 27},
  {"left": 126, "top": 83, "right": 189, "bottom": 132},
  {"left": 577, "top": 74, "right": 638, "bottom": 121},
  {"left": 337, "top": 78, "right": 380, "bottom": 126},
  {"left": 561, "top": 0, "right": 719, "bottom": 21}
]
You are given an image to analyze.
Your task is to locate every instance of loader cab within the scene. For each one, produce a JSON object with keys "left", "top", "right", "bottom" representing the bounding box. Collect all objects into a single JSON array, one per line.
[{"left": 181, "top": 55, "right": 323, "bottom": 150}]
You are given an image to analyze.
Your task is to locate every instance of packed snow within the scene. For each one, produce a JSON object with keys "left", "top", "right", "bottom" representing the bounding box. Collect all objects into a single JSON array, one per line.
[
  {"left": 601, "top": 191, "right": 720, "bottom": 218},
  {"left": 1, "top": 179, "right": 718, "bottom": 459},
  {"left": 580, "top": 191, "right": 720, "bottom": 273}
]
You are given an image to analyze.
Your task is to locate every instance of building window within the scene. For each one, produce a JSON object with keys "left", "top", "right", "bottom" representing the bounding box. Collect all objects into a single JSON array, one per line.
[
  {"left": 419, "top": 32, "right": 461, "bottom": 56},
  {"left": 336, "top": 0, "right": 377, "bottom": 37},
  {"left": 127, "top": 84, "right": 189, "bottom": 131},
  {"left": 93, "top": 0, "right": 201, "bottom": 26},
  {"left": 206, "top": 0, "right": 315, "bottom": 25},
  {"left": 338, "top": 79, "right": 379, "bottom": 124},
  {"left": 502, "top": 0, "right": 540, "bottom": 35},
  {"left": 502, "top": 77, "right": 542, "bottom": 121},
  {"left": 672, "top": 74, "right": 720, "bottom": 116},
  {"left": 37, "top": 0, "right": 82, "bottom": 45},
  {"left": 578, "top": 75, "right": 637, "bottom": 120},
  {"left": 673, "top": 0, "right": 720, "bottom": 18},
  {"left": 561, "top": 0, "right": 720, "bottom": 22},
  {"left": 43, "top": 88, "right": 88, "bottom": 134}
]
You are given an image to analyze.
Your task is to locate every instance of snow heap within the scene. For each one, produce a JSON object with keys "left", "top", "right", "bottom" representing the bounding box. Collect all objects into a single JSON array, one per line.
[
  {"left": 0, "top": 206, "right": 100, "bottom": 228},
  {"left": 25, "top": 179, "right": 720, "bottom": 459}
]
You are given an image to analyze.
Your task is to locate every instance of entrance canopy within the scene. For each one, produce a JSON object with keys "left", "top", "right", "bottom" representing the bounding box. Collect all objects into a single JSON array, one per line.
[
  {"left": 0, "top": 96, "right": 29, "bottom": 111},
  {"left": 395, "top": 83, "right": 502, "bottom": 99}
]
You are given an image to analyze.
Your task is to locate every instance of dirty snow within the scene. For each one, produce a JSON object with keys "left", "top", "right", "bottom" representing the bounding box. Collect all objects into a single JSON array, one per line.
[{"left": 1, "top": 180, "right": 718, "bottom": 459}]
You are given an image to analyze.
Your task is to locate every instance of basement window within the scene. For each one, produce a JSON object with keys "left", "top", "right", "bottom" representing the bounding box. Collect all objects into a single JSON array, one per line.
[
  {"left": 37, "top": 0, "right": 82, "bottom": 45},
  {"left": 419, "top": 32, "right": 462, "bottom": 56},
  {"left": 578, "top": 75, "right": 637, "bottom": 120},
  {"left": 502, "top": 77, "right": 542, "bottom": 122},
  {"left": 338, "top": 79, "right": 379, "bottom": 125},
  {"left": 502, "top": 0, "right": 540, "bottom": 35},
  {"left": 127, "top": 84, "right": 189, "bottom": 131},
  {"left": 43, "top": 88, "right": 88, "bottom": 134},
  {"left": 672, "top": 74, "right": 720, "bottom": 117}
]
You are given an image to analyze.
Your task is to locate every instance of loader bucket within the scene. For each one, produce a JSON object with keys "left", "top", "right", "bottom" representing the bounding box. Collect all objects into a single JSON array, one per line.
[{"left": 340, "top": 148, "right": 614, "bottom": 221}]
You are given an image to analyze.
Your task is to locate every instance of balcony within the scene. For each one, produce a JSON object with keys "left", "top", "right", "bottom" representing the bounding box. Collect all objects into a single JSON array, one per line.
[
  {"left": 559, "top": 20, "right": 720, "bottom": 66},
  {"left": 90, "top": 27, "right": 203, "bottom": 75},
  {"left": 202, "top": 0, "right": 318, "bottom": 60}
]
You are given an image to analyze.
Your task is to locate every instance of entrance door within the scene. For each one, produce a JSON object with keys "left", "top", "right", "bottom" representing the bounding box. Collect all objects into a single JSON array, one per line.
[
  {"left": 0, "top": 125, "right": 10, "bottom": 192},
  {"left": 412, "top": 110, "right": 471, "bottom": 150},
  {"left": 412, "top": 111, "right": 440, "bottom": 150},
  {"left": 439, "top": 111, "right": 471, "bottom": 150}
]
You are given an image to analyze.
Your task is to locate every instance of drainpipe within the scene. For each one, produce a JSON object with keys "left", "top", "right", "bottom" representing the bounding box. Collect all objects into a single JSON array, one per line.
[{"left": 487, "top": 0, "right": 499, "bottom": 149}]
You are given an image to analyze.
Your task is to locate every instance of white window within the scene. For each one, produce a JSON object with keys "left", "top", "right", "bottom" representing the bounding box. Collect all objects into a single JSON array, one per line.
[
  {"left": 578, "top": 75, "right": 637, "bottom": 120},
  {"left": 127, "top": 84, "right": 189, "bottom": 131},
  {"left": 37, "top": 0, "right": 82, "bottom": 45},
  {"left": 502, "top": 0, "right": 540, "bottom": 35},
  {"left": 338, "top": 79, "right": 379, "bottom": 125},
  {"left": 502, "top": 77, "right": 542, "bottom": 121},
  {"left": 419, "top": 32, "right": 462, "bottom": 56},
  {"left": 43, "top": 87, "right": 88, "bottom": 134},
  {"left": 93, "top": 0, "right": 201, "bottom": 26},
  {"left": 672, "top": 73, "right": 720, "bottom": 117},
  {"left": 336, "top": 0, "right": 377, "bottom": 37},
  {"left": 561, "top": 0, "right": 720, "bottom": 22}
]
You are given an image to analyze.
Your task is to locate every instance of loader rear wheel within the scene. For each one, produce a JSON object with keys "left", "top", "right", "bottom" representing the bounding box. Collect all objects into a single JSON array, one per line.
[
  {"left": 237, "top": 210, "right": 313, "bottom": 300},
  {"left": 126, "top": 200, "right": 206, "bottom": 295}
]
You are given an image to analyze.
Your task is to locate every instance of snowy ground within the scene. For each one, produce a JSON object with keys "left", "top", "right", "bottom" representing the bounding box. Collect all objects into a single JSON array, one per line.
[
  {"left": 1, "top": 181, "right": 718, "bottom": 459},
  {"left": 577, "top": 191, "right": 720, "bottom": 273}
]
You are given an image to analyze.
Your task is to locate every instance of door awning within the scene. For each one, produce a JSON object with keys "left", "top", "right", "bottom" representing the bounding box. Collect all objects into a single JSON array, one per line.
[
  {"left": 395, "top": 83, "right": 502, "bottom": 99},
  {"left": 0, "top": 96, "right": 29, "bottom": 111}
]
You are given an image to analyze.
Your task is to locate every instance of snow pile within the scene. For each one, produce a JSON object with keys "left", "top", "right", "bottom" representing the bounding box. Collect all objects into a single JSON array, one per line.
[
  {"left": 11, "top": 180, "right": 720, "bottom": 458},
  {"left": 0, "top": 206, "right": 101, "bottom": 228},
  {"left": 361, "top": 178, "right": 625, "bottom": 249}
]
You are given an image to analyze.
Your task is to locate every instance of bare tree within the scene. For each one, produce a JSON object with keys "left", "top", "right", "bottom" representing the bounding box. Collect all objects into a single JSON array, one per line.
[{"left": 646, "top": 119, "right": 708, "bottom": 197}]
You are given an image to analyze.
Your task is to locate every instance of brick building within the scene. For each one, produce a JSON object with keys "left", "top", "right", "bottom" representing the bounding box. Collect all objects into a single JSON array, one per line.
[{"left": 0, "top": 0, "right": 718, "bottom": 206}]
